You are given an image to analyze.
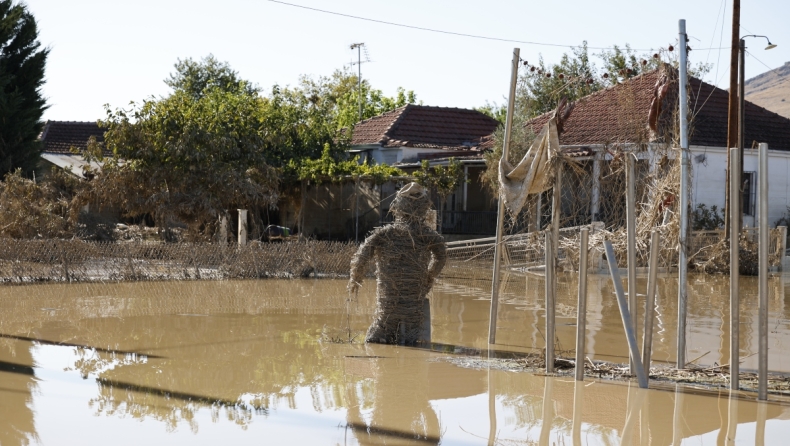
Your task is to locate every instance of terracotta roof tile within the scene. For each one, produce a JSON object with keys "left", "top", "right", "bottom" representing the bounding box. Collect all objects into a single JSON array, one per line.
[
  {"left": 39, "top": 121, "right": 105, "bottom": 154},
  {"left": 351, "top": 104, "right": 499, "bottom": 150},
  {"left": 525, "top": 67, "right": 790, "bottom": 150}
]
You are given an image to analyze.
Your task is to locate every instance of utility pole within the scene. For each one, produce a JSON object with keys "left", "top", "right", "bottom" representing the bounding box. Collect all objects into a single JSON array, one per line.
[
  {"left": 350, "top": 43, "right": 366, "bottom": 123},
  {"left": 725, "top": 0, "right": 740, "bottom": 238}
]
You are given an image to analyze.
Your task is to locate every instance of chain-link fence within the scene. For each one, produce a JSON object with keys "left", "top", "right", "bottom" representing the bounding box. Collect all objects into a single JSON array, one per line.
[
  {"left": 0, "top": 239, "right": 360, "bottom": 283},
  {"left": 445, "top": 225, "right": 787, "bottom": 275}
]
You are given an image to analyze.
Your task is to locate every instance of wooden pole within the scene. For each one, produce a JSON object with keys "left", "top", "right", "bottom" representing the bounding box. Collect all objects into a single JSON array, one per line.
[
  {"left": 725, "top": 0, "right": 741, "bottom": 239},
  {"left": 575, "top": 228, "right": 589, "bottom": 381},
  {"left": 488, "top": 48, "right": 520, "bottom": 344}
]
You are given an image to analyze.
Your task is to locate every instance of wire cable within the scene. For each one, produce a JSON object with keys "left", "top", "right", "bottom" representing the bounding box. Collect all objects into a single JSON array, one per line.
[{"left": 268, "top": 0, "right": 661, "bottom": 51}]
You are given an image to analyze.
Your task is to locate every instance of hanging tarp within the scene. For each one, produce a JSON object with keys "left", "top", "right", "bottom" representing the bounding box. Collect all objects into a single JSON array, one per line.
[{"left": 498, "top": 116, "right": 559, "bottom": 215}]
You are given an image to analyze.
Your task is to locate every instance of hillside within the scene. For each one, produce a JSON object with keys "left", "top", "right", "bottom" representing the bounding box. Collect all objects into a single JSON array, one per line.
[{"left": 745, "top": 61, "right": 790, "bottom": 119}]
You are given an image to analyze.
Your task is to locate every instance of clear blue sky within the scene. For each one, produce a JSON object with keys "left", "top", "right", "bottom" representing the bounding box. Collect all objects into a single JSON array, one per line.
[{"left": 25, "top": 0, "right": 789, "bottom": 122}]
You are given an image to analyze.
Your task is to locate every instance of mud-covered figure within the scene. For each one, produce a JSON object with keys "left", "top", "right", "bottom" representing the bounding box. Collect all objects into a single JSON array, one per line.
[{"left": 348, "top": 182, "right": 447, "bottom": 345}]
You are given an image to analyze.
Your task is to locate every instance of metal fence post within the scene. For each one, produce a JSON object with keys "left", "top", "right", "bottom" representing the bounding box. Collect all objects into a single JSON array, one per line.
[
  {"left": 729, "top": 147, "right": 741, "bottom": 390},
  {"left": 758, "top": 142, "right": 769, "bottom": 400},
  {"left": 575, "top": 228, "right": 589, "bottom": 381}
]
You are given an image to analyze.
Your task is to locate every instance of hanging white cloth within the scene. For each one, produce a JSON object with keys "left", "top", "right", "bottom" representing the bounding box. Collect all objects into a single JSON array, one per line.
[{"left": 498, "top": 116, "right": 559, "bottom": 214}]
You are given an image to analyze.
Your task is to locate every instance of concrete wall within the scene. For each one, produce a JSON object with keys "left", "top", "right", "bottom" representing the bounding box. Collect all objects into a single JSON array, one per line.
[
  {"left": 299, "top": 180, "right": 385, "bottom": 240},
  {"left": 690, "top": 145, "right": 790, "bottom": 228}
]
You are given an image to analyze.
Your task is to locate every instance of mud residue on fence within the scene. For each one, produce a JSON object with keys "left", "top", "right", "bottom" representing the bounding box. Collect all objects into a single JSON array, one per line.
[{"left": 0, "top": 239, "right": 360, "bottom": 284}]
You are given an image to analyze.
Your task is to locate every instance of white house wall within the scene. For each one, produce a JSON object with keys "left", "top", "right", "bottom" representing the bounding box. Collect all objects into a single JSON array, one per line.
[
  {"left": 364, "top": 146, "right": 448, "bottom": 165},
  {"left": 690, "top": 146, "right": 790, "bottom": 227}
]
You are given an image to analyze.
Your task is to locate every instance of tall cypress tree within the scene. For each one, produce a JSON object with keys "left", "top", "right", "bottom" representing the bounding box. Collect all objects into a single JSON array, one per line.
[{"left": 0, "top": 0, "right": 48, "bottom": 175}]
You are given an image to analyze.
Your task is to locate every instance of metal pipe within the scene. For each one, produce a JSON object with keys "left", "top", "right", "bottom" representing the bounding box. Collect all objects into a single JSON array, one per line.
[
  {"left": 730, "top": 147, "right": 741, "bottom": 390},
  {"left": 677, "top": 19, "right": 691, "bottom": 369},
  {"left": 626, "top": 154, "right": 638, "bottom": 375},
  {"left": 642, "top": 229, "right": 660, "bottom": 377},
  {"left": 545, "top": 230, "right": 555, "bottom": 373},
  {"left": 488, "top": 48, "right": 520, "bottom": 344},
  {"left": 575, "top": 228, "right": 589, "bottom": 381},
  {"left": 603, "top": 240, "right": 649, "bottom": 388},
  {"left": 758, "top": 142, "right": 769, "bottom": 400}
]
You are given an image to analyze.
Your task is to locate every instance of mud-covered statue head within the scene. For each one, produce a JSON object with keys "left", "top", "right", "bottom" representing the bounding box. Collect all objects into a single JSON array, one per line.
[{"left": 390, "top": 182, "right": 431, "bottom": 224}]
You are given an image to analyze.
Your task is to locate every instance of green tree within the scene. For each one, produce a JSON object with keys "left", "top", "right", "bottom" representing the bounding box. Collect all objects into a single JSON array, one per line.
[
  {"left": 165, "top": 54, "right": 257, "bottom": 98},
  {"left": 83, "top": 86, "right": 278, "bottom": 240},
  {"left": 0, "top": 0, "right": 48, "bottom": 176}
]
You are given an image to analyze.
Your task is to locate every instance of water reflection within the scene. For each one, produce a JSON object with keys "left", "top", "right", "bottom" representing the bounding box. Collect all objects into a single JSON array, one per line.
[
  {"left": 0, "top": 342, "right": 38, "bottom": 446},
  {"left": 435, "top": 267, "right": 790, "bottom": 372},
  {"left": 0, "top": 278, "right": 790, "bottom": 444}
]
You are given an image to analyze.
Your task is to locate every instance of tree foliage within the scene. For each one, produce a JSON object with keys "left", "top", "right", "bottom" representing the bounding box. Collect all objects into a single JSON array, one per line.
[
  {"left": 165, "top": 54, "right": 257, "bottom": 99},
  {"left": 0, "top": 0, "right": 48, "bottom": 176},
  {"left": 296, "top": 68, "right": 417, "bottom": 129},
  {"left": 83, "top": 86, "right": 278, "bottom": 238},
  {"left": 288, "top": 144, "right": 405, "bottom": 185},
  {"left": 413, "top": 158, "right": 466, "bottom": 199},
  {"left": 479, "top": 42, "right": 712, "bottom": 122}
]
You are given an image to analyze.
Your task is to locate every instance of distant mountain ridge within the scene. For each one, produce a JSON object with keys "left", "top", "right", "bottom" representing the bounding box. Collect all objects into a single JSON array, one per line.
[{"left": 745, "top": 61, "right": 790, "bottom": 119}]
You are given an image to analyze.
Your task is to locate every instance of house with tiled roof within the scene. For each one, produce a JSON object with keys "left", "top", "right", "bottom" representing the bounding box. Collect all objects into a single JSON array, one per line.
[
  {"left": 349, "top": 104, "right": 499, "bottom": 164},
  {"left": 524, "top": 66, "right": 790, "bottom": 227},
  {"left": 350, "top": 105, "right": 501, "bottom": 236},
  {"left": 39, "top": 121, "right": 106, "bottom": 179}
]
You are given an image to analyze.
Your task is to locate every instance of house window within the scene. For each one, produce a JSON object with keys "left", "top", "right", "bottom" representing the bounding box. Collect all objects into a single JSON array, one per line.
[{"left": 742, "top": 171, "right": 756, "bottom": 216}]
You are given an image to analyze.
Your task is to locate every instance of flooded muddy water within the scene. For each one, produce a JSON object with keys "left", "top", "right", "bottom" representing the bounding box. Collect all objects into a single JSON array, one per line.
[{"left": 1, "top": 275, "right": 789, "bottom": 445}]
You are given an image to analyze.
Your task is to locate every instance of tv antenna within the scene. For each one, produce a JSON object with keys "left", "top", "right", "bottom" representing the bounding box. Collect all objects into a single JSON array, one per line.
[{"left": 350, "top": 43, "right": 370, "bottom": 122}]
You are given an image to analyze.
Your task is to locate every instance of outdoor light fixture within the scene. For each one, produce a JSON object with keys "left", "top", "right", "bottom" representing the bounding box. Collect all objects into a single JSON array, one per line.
[{"left": 736, "top": 34, "right": 777, "bottom": 226}]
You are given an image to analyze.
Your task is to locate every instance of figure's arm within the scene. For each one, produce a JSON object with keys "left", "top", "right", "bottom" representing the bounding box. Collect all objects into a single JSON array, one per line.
[
  {"left": 348, "top": 234, "right": 378, "bottom": 293},
  {"left": 426, "top": 236, "right": 447, "bottom": 283}
]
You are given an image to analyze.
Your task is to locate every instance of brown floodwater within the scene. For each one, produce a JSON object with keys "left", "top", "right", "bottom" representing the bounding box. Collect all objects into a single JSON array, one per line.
[{"left": 0, "top": 274, "right": 789, "bottom": 445}]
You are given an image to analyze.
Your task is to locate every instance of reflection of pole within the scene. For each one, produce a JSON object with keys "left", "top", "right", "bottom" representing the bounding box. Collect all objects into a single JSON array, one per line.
[
  {"left": 756, "top": 401, "right": 768, "bottom": 446},
  {"left": 758, "top": 142, "right": 769, "bottom": 400},
  {"left": 604, "top": 241, "right": 648, "bottom": 388},
  {"left": 626, "top": 154, "right": 638, "bottom": 375},
  {"left": 488, "top": 48, "right": 520, "bottom": 344},
  {"left": 726, "top": 392, "right": 739, "bottom": 445},
  {"left": 621, "top": 388, "right": 648, "bottom": 444},
  {"left": 487, "top": 363, "right": 497, "bottom": 446},
  {"left": 572, "top": 381, "right": 583, "bottom": 445},
  {"left": 575, "top": 228, "right": 589, "bottom": 381},
  {"left": 677, "top": 19, "right": 691, "bottom": 369},
  {"left": 545, "top": 230, "right": 555, "bottom": 373},
  {"left": 642, "top": 230, "right": 660, "bottom": 376},
  {"left": 539, "top": 376, "right": 554, "bottom": 446},
  {"left": 672, "top": 384, "right": 684, "bottom": 445},
  {"left": 730, "top": 147, "right": 741, "bottom": 390}
]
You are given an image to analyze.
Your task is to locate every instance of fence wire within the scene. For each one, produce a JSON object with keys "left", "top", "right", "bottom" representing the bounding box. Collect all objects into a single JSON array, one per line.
[{"left": 0, "top": 239, "right": 360, "bottom": 284}]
